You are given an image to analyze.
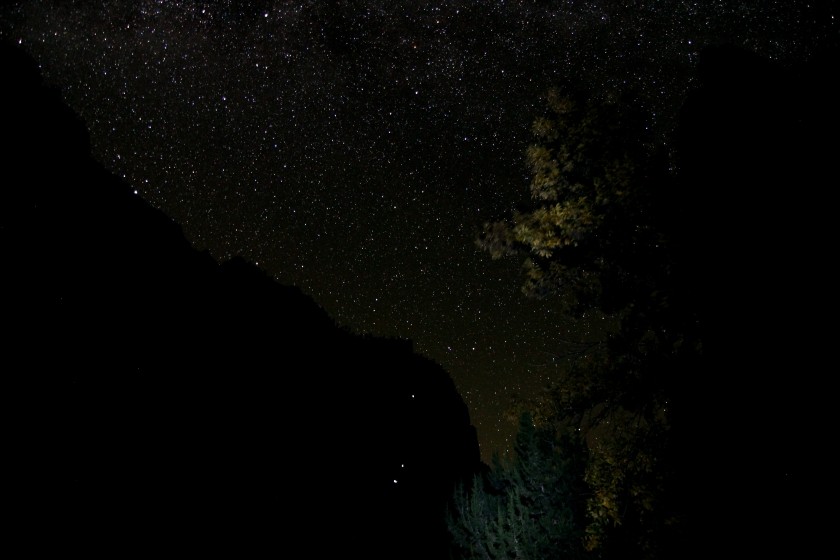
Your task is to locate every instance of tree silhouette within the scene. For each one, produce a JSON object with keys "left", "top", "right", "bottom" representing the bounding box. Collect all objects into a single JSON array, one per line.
[
  {"left": 467, "top": 41, "right": 840, "bottom": 558},
  {"left": 470, "top": 85, "right": 695, "bottom": 558}
]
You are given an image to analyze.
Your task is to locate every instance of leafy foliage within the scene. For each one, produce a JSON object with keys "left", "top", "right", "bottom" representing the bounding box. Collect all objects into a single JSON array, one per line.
[
  {"left": 461, "top": 88, "right": 697, "bottom": 559},
  {"left": 476, "top": 88, "right": 668, "bottom": 316}
]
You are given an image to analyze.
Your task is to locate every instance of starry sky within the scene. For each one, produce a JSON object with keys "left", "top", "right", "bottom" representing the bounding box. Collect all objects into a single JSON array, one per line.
[{"left": 1, "top": 1, "right": 835, "bottom": 461}]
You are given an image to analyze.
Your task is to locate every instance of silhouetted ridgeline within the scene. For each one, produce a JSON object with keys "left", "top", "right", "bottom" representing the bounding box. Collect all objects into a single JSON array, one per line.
[{"left": 1, "top": 42, "right": 480, "bottom": 558}]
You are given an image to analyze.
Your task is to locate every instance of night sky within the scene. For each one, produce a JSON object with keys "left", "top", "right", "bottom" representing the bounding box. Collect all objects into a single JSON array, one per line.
[{"left": 2, "top": 1, "right": 835, "bottom": 461}]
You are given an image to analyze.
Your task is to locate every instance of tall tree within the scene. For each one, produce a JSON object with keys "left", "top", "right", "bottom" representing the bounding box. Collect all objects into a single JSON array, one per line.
[{"left": 471, "top": 87, "right": 694, "bottom": 559}]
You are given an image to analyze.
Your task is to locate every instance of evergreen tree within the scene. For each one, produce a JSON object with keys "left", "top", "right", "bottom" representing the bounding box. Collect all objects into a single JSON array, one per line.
[{"left": 448, "top": 413, "right": 589, "bottom": 560}]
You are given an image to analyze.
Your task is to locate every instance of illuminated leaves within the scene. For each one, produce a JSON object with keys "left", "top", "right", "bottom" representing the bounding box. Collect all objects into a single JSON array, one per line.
[
  {"left": 476, "top": 87, "right": 650, "bottom": 317},
  {"left": 470, "top": 87, "right": 687, "bottom": 558}
]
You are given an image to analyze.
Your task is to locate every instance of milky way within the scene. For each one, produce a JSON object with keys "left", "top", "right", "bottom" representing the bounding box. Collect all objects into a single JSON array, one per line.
[{"left": 1, "top": 0, "right": 835, "bottom": 460}]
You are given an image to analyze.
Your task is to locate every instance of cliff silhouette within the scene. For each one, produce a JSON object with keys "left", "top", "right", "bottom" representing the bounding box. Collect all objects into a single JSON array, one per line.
[{"left": 1, "top": 41, "right": 481, "bottom": 558}]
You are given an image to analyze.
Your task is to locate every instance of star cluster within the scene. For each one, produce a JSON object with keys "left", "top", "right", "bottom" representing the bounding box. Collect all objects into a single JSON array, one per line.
[{"left": 1, "top": 0, "right": 835, "bottom": 460}]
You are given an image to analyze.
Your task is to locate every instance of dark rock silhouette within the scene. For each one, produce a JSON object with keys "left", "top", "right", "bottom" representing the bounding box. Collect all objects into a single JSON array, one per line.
[{"left": 1, "top": 41, "right": 481, "bottom": 558}]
